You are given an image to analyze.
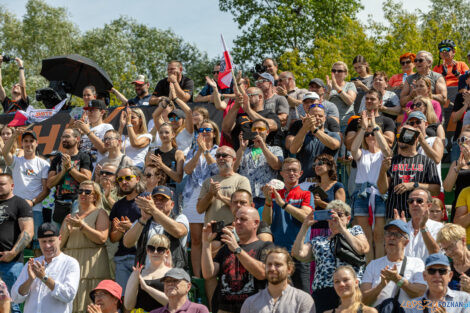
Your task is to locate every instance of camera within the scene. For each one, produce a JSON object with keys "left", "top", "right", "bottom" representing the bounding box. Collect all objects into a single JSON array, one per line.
[
  {"left": 211, "top": 221, "right": 225, "bottom": 234},
  {"left": 398, "top": 127, "right": 420, "bottom": 145},
  {"left": 1, "top": 55, "right": 12, "bottom": 63},
  {"left": 36, "top": 80, "right": 72, "bottom": 109},
  {"left": 250, "top": 63, "right": 267, "bottom": 79}
]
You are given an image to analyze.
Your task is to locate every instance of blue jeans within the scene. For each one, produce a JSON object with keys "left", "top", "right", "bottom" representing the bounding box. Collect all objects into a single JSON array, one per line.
[
  {"left": 292, "top": 259, "right": 310, "bottom": 293},
  {"left": 114, "top": 254, "right": 135, "bottom": 292},
  {"left": 33, "top": 210, "right": 43, "bottom": 249},
  {"left": 0, "top": 262, "right": 23, "bottom": 313},
  {"left": 451, "top": 141, "right": 461, "bottom": 163}
]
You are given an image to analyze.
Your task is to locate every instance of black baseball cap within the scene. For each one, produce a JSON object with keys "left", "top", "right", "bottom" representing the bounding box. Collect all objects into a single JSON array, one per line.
[
  {"left": 21, "top": 131, "right": 37, "bottom": 141},
  {"left": 37, "top": 222, "right": 60, "bottom": 238},
  {"left": 84, "top": 99, "right": 107, "bottom": 110},
  {"left": 151, "top": 186, "right": 173, "bottom": 200}
]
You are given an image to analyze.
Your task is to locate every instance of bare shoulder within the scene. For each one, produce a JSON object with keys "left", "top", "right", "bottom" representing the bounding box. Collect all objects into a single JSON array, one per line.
[{"left": 363, "top": 305, "right": 378, "bottom": 313}]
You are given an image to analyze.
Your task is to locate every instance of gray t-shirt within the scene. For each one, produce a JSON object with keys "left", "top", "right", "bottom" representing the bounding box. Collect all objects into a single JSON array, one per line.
[
  {"left": 264, "top": 94, "right": 289, "bottom": 115},
  {"left": 406, "top": 71, "right": 443, "bottom": 93},
  {"left": 328, "top": 82, "right": 357, "bottom": 129}
]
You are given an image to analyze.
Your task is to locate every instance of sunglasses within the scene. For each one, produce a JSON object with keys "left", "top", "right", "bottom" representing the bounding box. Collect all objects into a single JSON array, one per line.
[
  {"left": 407, "top": 120, "right": 423, "bottom": 127},
  {"left": 144, "top": 173, "right": 154, "bottom": 178},
  {"left": 458, "top": 136, "right": 470, "bottom": 145},
  {"left": 213, "top": 71, "right": 220, "bottom": 74},
  {"left": 439, "top": 47, "right": 452, "bottom": 53},
  {"left": 309, "top": 103, "right": 325, "bottom": 109},
  {"left": 169, "top": 117, "right": 180, "bottom": 122},
  {"left": 427, "top": 268, "right": 449, "bottom": 275},
  {"left": 400, "top": 60, "right": 412, "bottom": 65},
  {"left": 215, "top": 153, "right": 231, "bottom": 159},
  {"left": 410, "top": 102, "right": 423, "bottom": 109},
  {"left": 198, "top": 128, "right": 213, "bottom": 133},
  {"left": 331, "top": 69, "right": 346, "bottom": 73},
  {"left": 414, "top": 58, "right": 426, "bottom": 63},
  {"left": 117, "top": 175, "right": 137, "bottom": 183},
  {"left": 251, "top": 126, "right": 266, "bottom": 132},
  {"left": 314, "top": 160, "right": 329, "bottom": 167},
  {"left": 364, "top": 132, "right": 375, "bottom": 138},
  {"left": 100, "top": 171, "right": 116, "bottom": 177},
  {"left": 407, "top": 197, "right": 425, "bottom": 205},
  {"left": 146, "top": 245, "right": 167, "bottom": 254},
  {"left": 78, "top": 189, "right": 93, "bottom": 195},
  {"left": 255, "top": 79, "right": 270, "bottom": 84},
  {"left": 247, "top": 93, "right": 260, "bottom": 97}
]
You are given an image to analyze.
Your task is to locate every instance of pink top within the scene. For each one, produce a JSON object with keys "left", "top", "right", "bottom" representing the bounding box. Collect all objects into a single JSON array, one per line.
[{"left": 402, "top": 99, "right": 442, "bottom": 124}]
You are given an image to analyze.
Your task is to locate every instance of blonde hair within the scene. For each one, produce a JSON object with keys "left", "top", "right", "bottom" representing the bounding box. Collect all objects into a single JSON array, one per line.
[
  {"left": 130, "top": 108, "right": 148, "bottom": 134},
  {"left": 413, "top": 96, "right": 437, "bottom": 124},
  {"left": 201, "top": 119, "right": 220, "bottom": 146},
  {"left": 415, "top": 77, "right": 433, "bottom": 98},
  {"left": 148, "top": 234, "right": 170, "bottom": 249},
  {"left": 436, "top": 223, "right": 466, "bottom": 244},
  {"left": 80, "top": 180, "right": 103, "bottom": 207},
  {"left": 0, "top": 125, "right": 18, "bottom": 154},
  {"left": 431, "top": 198, "right": 444, "bottom": 211},
  {"left": 332, "top": 61, "right": 349, "bottom": 75},
  {"left": 326, "top": 200, "right": 352, "bottom": 216},
  {"left": 159, "top": 123, "right": 177, "bottom": 148},
  {"left": 334, "top": 266, "right": 363, "bottom": 313}
]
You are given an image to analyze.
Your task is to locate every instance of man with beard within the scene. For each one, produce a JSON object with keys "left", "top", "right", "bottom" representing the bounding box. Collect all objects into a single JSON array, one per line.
[
  {"left": 0, "top": 173, "right": 33, "bottom": 313},
  {"left": 377, "top": 123, "right": 440, "bottom": 219},
  {"left": 201, "top": 206, "right": 274, "bottom": 313},
  {"left": 0, "top": 57, "right": 29, "bottom": 113},
  {"left": 111, "top": 75, "right": 152, "bottom": 106},
  {"left": 47, "top": 128, "right": 92, "bottom": 225},
  {"left": 197, "top": 146, "right": 251, "bottom": 225},
  {"left": 108, "top": 166, "right": 145, "bottom": 291},
  {"left": 240, "top": 247, "right": 315, "bottom": 313},
  {"left": 149, "top": 60, "right": 194, "bottom": 104},
  {"left": 11, "top": 223, "right": 80, "bottom": 313},
  {"left": 221, "top": 86, "right": 280, "bottom": 150}
]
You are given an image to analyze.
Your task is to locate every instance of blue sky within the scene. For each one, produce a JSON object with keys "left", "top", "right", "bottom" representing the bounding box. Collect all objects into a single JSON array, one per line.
[{"left": 1, "top": 0, "right": 431, "bottom": 58}]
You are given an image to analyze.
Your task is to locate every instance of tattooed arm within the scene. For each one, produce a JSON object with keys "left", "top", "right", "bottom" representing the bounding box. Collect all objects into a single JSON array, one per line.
[{"left": 0, "top": 217, "right": 33, "bottom": 262}]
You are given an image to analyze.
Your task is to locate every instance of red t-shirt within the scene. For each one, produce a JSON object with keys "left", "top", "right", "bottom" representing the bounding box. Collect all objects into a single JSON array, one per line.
[{"left": 433, "top": 61, "right": 469, "bottom": 87}]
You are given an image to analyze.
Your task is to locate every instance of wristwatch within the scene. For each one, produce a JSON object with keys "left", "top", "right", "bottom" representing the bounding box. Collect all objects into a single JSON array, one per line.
[
  {"left": 234, "top": 247, "right": 242, "bottom": 255},
  {"left": 413, "top": 182, "right": 419, "bottom": 188},
  {"left": 203, "top": 150, "right": 210, "bottom": 155},
  {"left": 396, "top": 277, "right": 405, "bottom": 288},
  {"left": 285, "top": 95, "right": 289, "bottom": 99},
  {"left": 220, "top": 95, "right": 225, "bottom": 101},
  {"left": 312, "top": 127, "right": 319, "bottom": 134},
  {"left": 420, "top": 227, "right": 428, "bottom": 233},
  {"left": 42, "top": 276, "right": 48, "bottom": 283}
]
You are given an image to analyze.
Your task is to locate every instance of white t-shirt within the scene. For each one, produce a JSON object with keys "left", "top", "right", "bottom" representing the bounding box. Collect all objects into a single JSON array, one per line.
[
  {"left": 11, "top": 156, "right": 50, "bottom": 211},
  {"left": 361, "top": 256, "right": 426, "bottom": 307},
  {"left": 147, "top": 120, "right": 162, "bottom": 150},
  {"left": 122, "top": 133, "right": 153, "bottom": 168},
  {"left": 358, "top": 90, "right": 400, "bottom": 113},
  {"left": 356, "top": 149, "right": 383, "bottom": 185},
  {"left": 417, "top": 136, "right": 443, "bottom": 192},
  {"left": 176, "top": 129, "right": 193, "bottom": 156},
  {"left": 404, "top": 219, "right": 443, "bottom": 260},
  {"left": 81, "top": 123, "right": 114, "bottom": 165}
]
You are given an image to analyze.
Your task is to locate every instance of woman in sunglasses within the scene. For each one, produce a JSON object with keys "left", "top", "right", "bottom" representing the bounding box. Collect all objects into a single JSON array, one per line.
[
  {"left": 436, "top": 223, "right": 470, "bottom": 292},
  {"left": 351, "top": 112, "right": 391, "bottom": 262},
  {"left": 326, "top": 61, "right": 357, "bottom": 132},
  {"left": 182, "top": 119, "right": 219, "bottom": 278},
  {"left": 402, "top": 77, "right": 443, "bottom": 123},
  {"left": 388, "top": 52, "right": 416, "bottom": 90},
  {"left": 60, "top": 180, "right": 111, "bottom": 313},
  {"left": 124, "top": 234, "right": 171, "bottom": 312},
  {"left": 400, "top": 50, "right": 447, "bottom": 107},
  {"left": 119, "top": 107, "right": 152, "bottom": 168}
]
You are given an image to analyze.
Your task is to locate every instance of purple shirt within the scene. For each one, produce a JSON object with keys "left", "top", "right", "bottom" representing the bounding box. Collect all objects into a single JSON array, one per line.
[{"left": 149, "top": 299, "right": 209, "bottom": 313}]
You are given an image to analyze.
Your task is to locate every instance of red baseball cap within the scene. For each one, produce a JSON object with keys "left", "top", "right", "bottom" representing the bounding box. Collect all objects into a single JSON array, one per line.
[
  {"left": 89, "top": 280, "right": 122, "bottom": 304},
  {"left": 131, "top": 74, "right": 146, "bottom": 85}
]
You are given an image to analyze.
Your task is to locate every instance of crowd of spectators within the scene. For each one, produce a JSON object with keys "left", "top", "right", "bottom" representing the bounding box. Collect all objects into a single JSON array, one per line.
[{"left": 2, "top": 40, "right": 470, "bottom": 313}]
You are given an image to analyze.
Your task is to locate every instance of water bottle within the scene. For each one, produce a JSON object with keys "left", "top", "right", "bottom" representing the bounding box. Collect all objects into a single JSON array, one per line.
[{"left": 402, "top": 72, "right": 408, "bottom": 84}]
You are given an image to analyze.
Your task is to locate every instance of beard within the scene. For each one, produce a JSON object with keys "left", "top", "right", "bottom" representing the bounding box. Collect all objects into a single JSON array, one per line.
[
  {"left": 267, "top": 271, "right": 288, "bottom": 285},
  {"left": 62, "top": 141, "right": 75, "bottom": 149},
  {"left": 119, "top": 187, "right": 135, "bottom": 195},
  {"left": 218, "top": 160, "right": 233, "bottom": 170}
]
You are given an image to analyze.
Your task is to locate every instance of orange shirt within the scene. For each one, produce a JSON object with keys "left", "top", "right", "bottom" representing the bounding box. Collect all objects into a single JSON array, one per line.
[
  {"left": 433, "top": 61, "right": 469, "bottom": 87},
  {"left": 388, "top": 73, "right": 414, "bottom": 87}
]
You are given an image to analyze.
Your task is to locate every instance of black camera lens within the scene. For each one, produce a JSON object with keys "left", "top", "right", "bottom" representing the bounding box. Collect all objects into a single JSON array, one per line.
[{"left": 2, "top": 55, "right": 11, "bottom": 63}]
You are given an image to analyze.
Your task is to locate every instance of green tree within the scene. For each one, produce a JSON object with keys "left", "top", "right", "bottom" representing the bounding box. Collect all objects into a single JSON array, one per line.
[{"left": 219, "top": 0, "right": 363, "bottom": 65}]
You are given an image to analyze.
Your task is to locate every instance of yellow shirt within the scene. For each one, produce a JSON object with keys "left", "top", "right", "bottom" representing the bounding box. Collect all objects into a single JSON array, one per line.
[{"left": 456, "top": 186, "right": 470, "bottom": 244}]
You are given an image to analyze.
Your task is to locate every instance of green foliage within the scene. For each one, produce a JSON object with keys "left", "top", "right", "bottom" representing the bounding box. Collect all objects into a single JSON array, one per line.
[
  {"left": 0, "top": 0, "right": 213, "bottom": 108},
  {"left": 219, "top": 0, "right": 363, "bottom": 65}
]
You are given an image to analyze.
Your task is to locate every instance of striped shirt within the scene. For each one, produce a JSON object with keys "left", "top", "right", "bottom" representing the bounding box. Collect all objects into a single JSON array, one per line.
[{"left": 386, "top": 154, "right": 440, "bottom": 218}]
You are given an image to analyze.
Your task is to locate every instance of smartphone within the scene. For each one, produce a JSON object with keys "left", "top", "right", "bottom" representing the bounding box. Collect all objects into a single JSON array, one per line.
[
  {"left": 242, "top": 130, "right": 256, "bottom": 141},
  {"left": 314, "top": 210, "right": 332, "bottom": 221},
  {"left": 311, "top": 186, "right": 329, "bottom": 202},
  {"left": 211, "top": 221, "right": 225, "bottom": 234},
  {"left": 398, "top": 127, "right": 420, "bottom": 145}
]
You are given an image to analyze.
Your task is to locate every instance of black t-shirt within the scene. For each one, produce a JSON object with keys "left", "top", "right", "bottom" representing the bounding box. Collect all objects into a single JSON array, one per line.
[
  {"left": 48, "top": 152, "right": 92, "bottom": 201},
  {"left": 136, "top": 278, "right": 164, "bottom": 311},
  {"left": 230, "top": 109, "right": 281, "bottom": 151},
  {"left": 288, "top": 117, "right": 340, "bottom": 137},
  {"left": 453, "top": 93, "right": 466, "bottom": 140},
  {"left": 386, "top": 154, "right": 440, "bottom": 218},
  {"left": 2, "top": 96, "right": 30, "bottom": 113},
  {"left": 152, "top": 75, "right": 194, "bottom": 102},
  {"left": 0, "top": 195, "right": 33, "bottom": 263},
  {"left": 345, "top": 115, "right": 396, "bottom": 136},
  {"left": 109, "top": 197, "right": 142, "bottom": 256},
  {"left": 213, "top": 240, "right": 275, "bottom": 313}
]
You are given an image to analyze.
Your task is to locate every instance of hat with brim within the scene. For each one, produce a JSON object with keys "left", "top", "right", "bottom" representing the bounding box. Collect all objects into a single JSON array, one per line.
[
  {"left": 384, "top": 220, "right": 410, "bottom": 236},
  {"left": 407, "top": 111, "right": 427, "bottom": 122},
  {"left": 151, "top": 186, "right": 173, "bottom": 200},
  {"left": 425, "top": 253, "right": 450, "bottom": 268},
  {"left": 89, "top": 280, "right": 122, "bottom": 304},
  {"left": 168, "top": 109, "right": 185, "bottom": 119},
  {"left": 21, "top": 131, "right": 37, "bottom": 141},
  {"left": 132, "top": 74, "right": 146, "bottom": 85},
  {"left": 37, "top": 222, "right": 59, "bottom": 238},
  {"left": 161, "top": 268, "right": 191, "bottom": 283},
  {"left": 84, "top": 99, "right": 106, "bottom": 110}
]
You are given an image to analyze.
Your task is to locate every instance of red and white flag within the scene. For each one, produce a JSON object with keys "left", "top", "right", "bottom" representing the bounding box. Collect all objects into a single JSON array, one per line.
[
  {"left": 218, "top": 34, "right": 233, "bottom": 89},
  {"left": 8, "top": 98, "right": 67, "bottom": 127}
]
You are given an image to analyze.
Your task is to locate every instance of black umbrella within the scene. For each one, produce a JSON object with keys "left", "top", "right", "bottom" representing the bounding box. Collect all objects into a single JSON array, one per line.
[{"left": 40, "top": 54, "right": 113, "bottom": 97}]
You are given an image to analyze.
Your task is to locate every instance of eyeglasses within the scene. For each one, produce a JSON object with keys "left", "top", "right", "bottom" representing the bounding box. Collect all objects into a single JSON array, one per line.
[
  {"left": 93, "top": 291, "right": 110, "bottom": 299},
  {"left": 439, "top": 47, "right": 452, "bottom": 53},
  {"left": 364, "top": 132, "right": 375, "bottom": 138},
  {"left": 103, "top": 137, "right": 117, "bottom": 142},
  {"left": 400, "top": 60, "right": 412, "bottom": 65},
  {"left": 309, "top": 103, "right": 325, "bottom": 109},
  {"left": 441, "top": 241, "right": 459, "bottom": 254},
  {"left": 78, "top": 189, "right": 93, "bottom": 195},
  {"left": 213, "top": 71, "right": 220, "bottom": 74},
  {"left": 169, "top": 117, "right": 180, "bottom": 122},
  {"left": 314, "top": 160, "right": 327, "bottom": 167},
  {"left": 331, "top": 69, "right": 346, "bottom": 73},
  {"left": 457, "top": 136, "right": 469, "bottom": 145},
  {"left": 117, "top": 175, "right": 136, "bottom": 183},
  {"left": 251, "top": 126, "right": 267, "bottom": 132},
  {"left": 198, "top": 128, "right": 213, "bottom": 133},
  {"left": 427, "top": 268, "right": 449, "bottom": 275},
  {"left": 414, "top": 58, "right": 426, "bottom": 63},
  {"left": 100, "top": 171, "right": 116, "bottom": 177},
  {"left": 215, "top": 153, "right": 232, "bottom": 159},
  {"left": 247, "top": 93, "right": 260, "bottom": 97},
  {"left": 146, "top": 245, "right": 167, "bottom": 254},
  {"left": 407, "top": 197, "right": 425, "bottom": 205},
  {"left": 385, "top": 231, "right": 407, "bottom": 239},
  {"left": 255, "top": 79, "right": 270, "bottom": 84},
  {"left": 410, "top": 102, "right": 423, "bottom": 109},
  {"left": 407, "top": 120, "right": 423, "bottom": 127}
]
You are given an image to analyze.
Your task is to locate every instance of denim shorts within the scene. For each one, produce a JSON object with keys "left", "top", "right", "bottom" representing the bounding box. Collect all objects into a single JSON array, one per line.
[{"left": 352, "top": 193, "right": 386, "bottom": 217}]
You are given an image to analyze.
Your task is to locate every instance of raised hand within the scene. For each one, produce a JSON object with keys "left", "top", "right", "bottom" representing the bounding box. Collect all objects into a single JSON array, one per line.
[{"left": 205, "top": 76, "right": 217, "bottom": 88}]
